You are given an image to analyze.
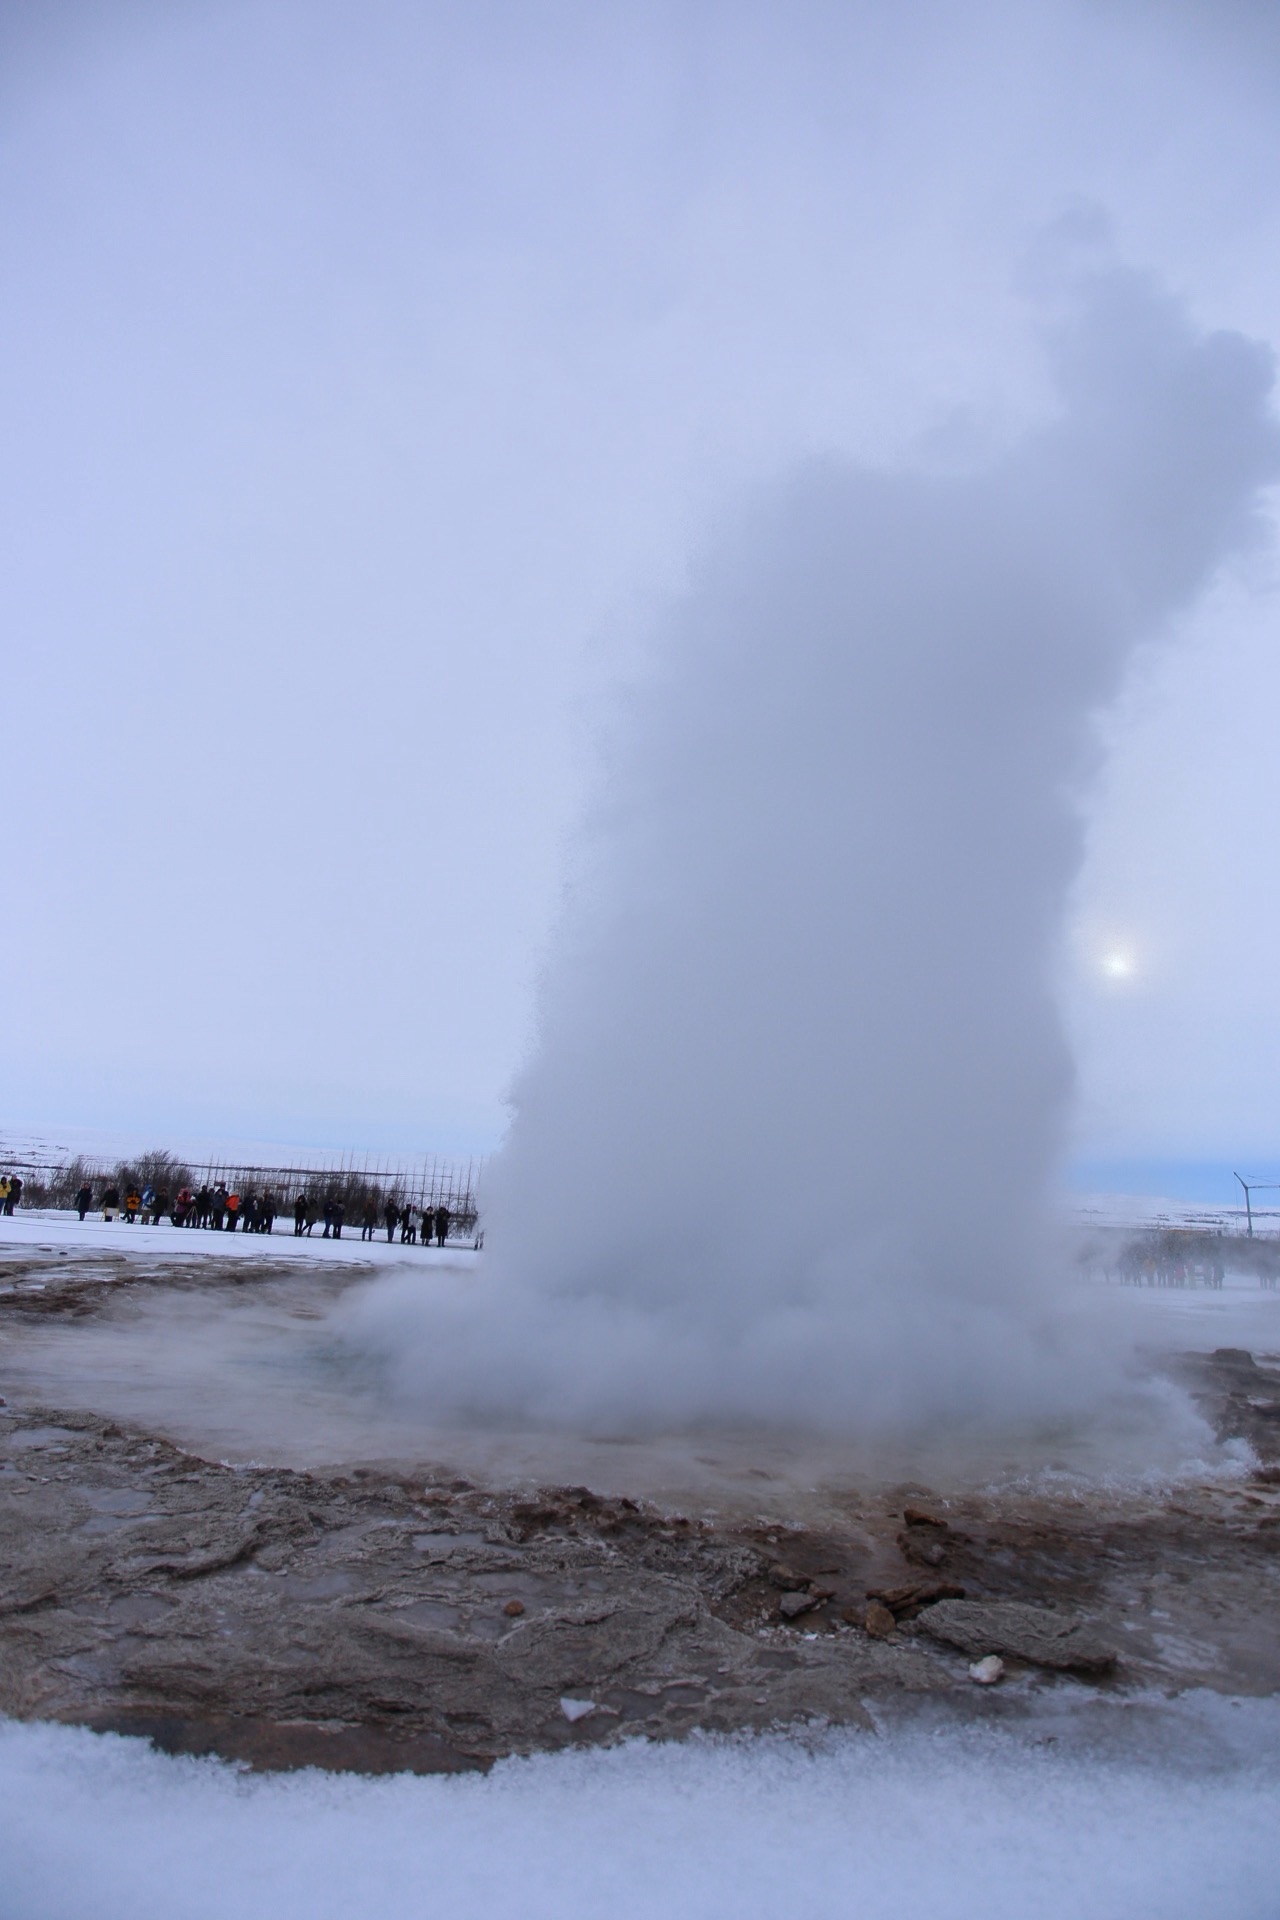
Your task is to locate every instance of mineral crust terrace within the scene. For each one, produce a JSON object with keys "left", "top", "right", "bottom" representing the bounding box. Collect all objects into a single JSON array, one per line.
[{"left": 1, "top": 1260, "right": 1279, "bottom": 1773}]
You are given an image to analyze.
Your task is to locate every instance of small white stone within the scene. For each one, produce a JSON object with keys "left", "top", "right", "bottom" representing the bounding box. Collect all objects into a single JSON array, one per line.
[
  {"left": 968, "top": 1655, "right": 1004, "bottom": 1685},
  {"left": 559, "top": 1696, "right": 596, "bottom": 1722}
]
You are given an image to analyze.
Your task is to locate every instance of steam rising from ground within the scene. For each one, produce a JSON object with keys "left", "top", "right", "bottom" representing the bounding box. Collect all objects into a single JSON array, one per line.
[{"left": 353, "top": 254, "right": 1278, "bottom": 1437}]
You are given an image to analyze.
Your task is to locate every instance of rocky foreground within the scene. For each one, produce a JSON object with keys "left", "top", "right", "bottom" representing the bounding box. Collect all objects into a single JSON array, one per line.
[{"left": 1, "top": 1260, "right": 1279, "bottom": 1772}]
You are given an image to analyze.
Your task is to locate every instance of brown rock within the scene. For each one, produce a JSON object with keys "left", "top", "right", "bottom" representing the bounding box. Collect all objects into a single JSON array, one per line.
[
  {"left": 902, "top": 1507, "right": 948, "bottom": 1530},
  {"left": 868, "top": 1580, "right": 966, "bottom": 1619},
  {"left": 864, "top": 1601, "right": 897, "bottom": 1639},
  {"left": 503, "top": 1599, "right": 525, "bottom": 1617}
]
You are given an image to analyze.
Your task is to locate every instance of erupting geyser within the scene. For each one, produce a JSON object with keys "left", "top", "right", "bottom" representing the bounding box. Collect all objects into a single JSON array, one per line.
[{"left": 354, "top": 254, "right": 1279, "bottom": 1435}]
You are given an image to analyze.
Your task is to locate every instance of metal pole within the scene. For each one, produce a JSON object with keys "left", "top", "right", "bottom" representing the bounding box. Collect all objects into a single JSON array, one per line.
[{"left": 1235, "top": 1172, "right": 1254, "bottom": 1238}]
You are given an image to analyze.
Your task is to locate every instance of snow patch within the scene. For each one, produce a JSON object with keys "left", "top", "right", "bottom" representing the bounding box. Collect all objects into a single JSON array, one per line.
[{"left": 1, "top": 1701, "right": 1277, "bottom": 1920}]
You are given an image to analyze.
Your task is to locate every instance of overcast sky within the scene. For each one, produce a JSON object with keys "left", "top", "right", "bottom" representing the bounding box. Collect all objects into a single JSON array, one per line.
[{"left": 3, "top": 0, "right": 1280, "bottom": 1183}]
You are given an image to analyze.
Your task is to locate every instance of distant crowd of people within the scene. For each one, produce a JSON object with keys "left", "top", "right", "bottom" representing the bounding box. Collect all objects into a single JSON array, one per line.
[{"left": 0, "top": 1177, "right": 459, "bottom": 1245}]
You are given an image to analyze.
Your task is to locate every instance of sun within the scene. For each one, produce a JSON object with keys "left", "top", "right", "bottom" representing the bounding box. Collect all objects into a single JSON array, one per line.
[{"left": 1100, "top": 950, "right": 1135, "bottom": 980}]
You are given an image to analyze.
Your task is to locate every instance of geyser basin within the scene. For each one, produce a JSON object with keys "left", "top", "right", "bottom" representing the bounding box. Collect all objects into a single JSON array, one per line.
[
  {"left": 1, "top": 1219, "right": 1276, "bottom": 1501},
  {"left": 3, "top": 1228, "right": 1280, "bottom": 1782}
]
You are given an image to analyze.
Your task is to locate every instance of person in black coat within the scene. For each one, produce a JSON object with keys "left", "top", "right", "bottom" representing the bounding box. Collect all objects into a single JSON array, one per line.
[
  {"left": 384, "top": 1199, "right": 399, "bottom": 1244},
  {"left": 433, "top": 1204, "right": 450, "bottom": 1247},
  {"left": 76, "top": 1183, "right": 92, "bottom": 1221}
]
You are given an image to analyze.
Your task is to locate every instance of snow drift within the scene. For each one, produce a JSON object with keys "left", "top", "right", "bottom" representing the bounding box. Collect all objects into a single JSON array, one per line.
[{"left": 349, "top": 250, "right": 1278, "bottom": 1434}]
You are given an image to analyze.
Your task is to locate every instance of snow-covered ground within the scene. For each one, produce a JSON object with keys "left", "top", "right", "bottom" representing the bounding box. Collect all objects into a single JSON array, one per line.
[
  {"left": 2, "top": 1694, "right": 1277, "bottom": 1920},
  {"left": 0, "top": 1208, "right": 475, "bottom": 1271},
  {"left": 1072, "top": 1191, "right": 1269, "bottom": 1234}
]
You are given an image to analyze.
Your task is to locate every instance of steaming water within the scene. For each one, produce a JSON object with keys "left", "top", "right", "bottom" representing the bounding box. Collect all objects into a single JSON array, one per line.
[
  {"left": 3, "top": 1224, "right": 1276, "bottom": 1514},
  {"left": 337, "top": 248, "right": 1280, "bottom": 1442}
]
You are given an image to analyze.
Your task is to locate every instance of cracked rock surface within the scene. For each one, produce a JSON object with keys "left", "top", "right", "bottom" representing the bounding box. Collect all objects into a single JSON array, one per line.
[{"left": 0, "top": 1403, "right": 953, "bottom": 1771}]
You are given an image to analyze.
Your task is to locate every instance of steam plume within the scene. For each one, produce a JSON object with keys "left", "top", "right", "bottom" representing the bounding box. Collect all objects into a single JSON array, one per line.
[{"left": 352, "top": 256, "right": 1278, "bottom": 1435}]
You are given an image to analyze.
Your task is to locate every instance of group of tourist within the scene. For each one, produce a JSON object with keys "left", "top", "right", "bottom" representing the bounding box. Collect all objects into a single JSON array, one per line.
[
  {"left": 63, "top": 1180, "right": 455, "bottom": 1244},
  {"left": 0, "top": 1172, "right": 461, "bottom": 1245},
  {"left": 70, "top": 1180, "right": 278, "bottom": 1231},
  {"left": 360, "top": 1197, "right": 452, "bottom": 1246},
  {"left": 297, "top": 1194, "right": 452, "bottom": 1244}
]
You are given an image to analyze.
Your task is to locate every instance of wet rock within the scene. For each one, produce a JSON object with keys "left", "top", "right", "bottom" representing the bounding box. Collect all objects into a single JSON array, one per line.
[
  {"left": 867, "top": 1580, "right": 966, "bottom": 1619},
  {"left": 495, "top": 1593, "right": 700, "bottom": 1693},
  {"left": 863, "top": 1602, "right": 897, "bottom": 1639},
  {"left": 777, "top": 1591, "right": 817, "bottom": 1620},
  {"left": 896, "top": 1509, "right": 957, "bottom": 1570},
  {"left": 898, "top": 1529, "right": 948, "bottom": 1569},
  {"left": 902, "top": 1508, "right": 948, "bottom": 1529},
  {"left": 916, "top": 1600, "right": 1117, "bottom": 1674}
]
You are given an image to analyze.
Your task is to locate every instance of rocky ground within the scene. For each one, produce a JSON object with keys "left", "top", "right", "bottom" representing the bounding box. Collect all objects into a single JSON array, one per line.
[{"left": 1, "top": 1253, "right": 1279, "bottom": 1774}]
